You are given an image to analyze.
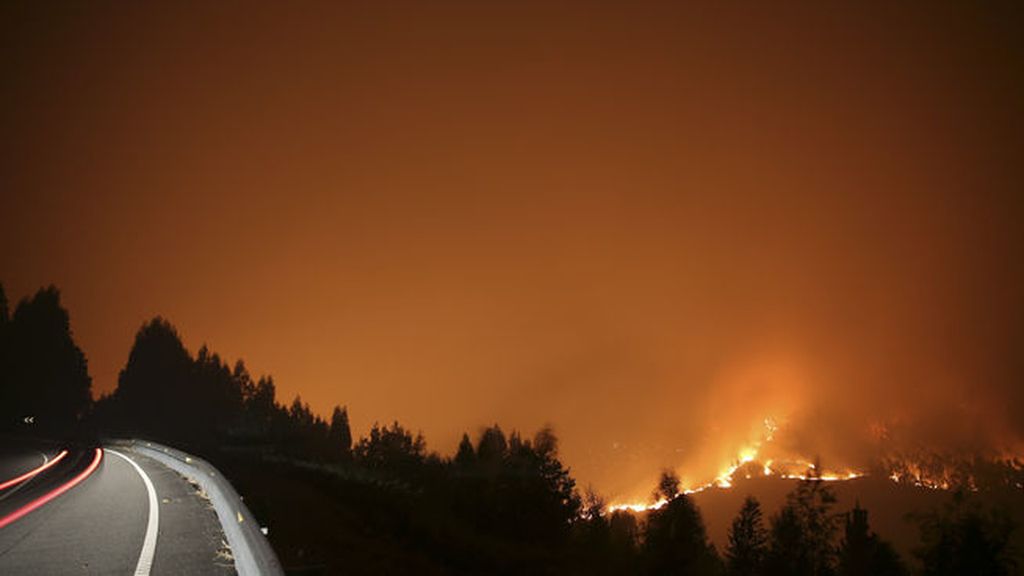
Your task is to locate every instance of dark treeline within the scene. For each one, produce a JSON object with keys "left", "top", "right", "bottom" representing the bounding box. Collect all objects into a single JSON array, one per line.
[
  {"left": 91, "top": 315, "right": 353, "bottom": 461},
  {"left": 0, "top": 283, "right": 1019, "bottom": 575},
  {"left": 0, "top": 284, "right": 91, "bottom": 435}
]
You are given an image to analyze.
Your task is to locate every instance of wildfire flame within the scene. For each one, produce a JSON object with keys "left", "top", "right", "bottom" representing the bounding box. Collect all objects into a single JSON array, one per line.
[
  {"left": 608, "top": 416, "right": 867, "bottom": 513},
  {"left": 607, "top": 456, "right": 865, "bottom": 513},
  {"left": 606, "top": 416, "right": 1024, "bottom": 514}
]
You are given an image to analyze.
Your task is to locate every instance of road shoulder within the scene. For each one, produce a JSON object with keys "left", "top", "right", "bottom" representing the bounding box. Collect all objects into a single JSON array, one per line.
[{"left": 122, "top": 448, "right": 237, "bottom": 576}]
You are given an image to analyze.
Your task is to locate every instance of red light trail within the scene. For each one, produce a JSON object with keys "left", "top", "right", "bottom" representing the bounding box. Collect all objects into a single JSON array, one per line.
[
  {"left": 0, "top": 450, "right": 69, "bottom": 492},
  {"left": 0, "top": 448, "right": 103, "bottom": 530}
]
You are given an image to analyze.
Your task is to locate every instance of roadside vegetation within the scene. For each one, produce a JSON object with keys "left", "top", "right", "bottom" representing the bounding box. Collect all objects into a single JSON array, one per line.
[{"left": 0, "top": 283, "right": 1019, "bottom": 574}]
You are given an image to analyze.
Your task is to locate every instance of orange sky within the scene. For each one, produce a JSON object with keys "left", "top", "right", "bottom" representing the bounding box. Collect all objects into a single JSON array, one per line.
[{"left": 2, "top": 1, "right": 1023, "bottom": 500}]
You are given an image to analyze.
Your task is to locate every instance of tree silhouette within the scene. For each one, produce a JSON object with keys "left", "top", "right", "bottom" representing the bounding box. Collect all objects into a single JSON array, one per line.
[
  {"left": 246, "top": 375, "right": 278, "bottom": 436},
  {"left": 643, "top": 474, "right": 722, "bottom": 575},
  {"left": 727, "top": 496, "right": 768, "bottom": 576},
  {"left": 448, "top": 425, "right": 581, "bottom": 557},
  {"left": 354, "top": 421, "right": 427, "bottom": 475},
  {"left": 656, "top": 469, "right": 681, "bottom": 501},
  {"left": 283, "top": 395, "right": 331, "bottom": 458},
  {"left": 765, "top": 462, "right": 839, "bottom": 576},
  {"left": 112, "top": 317, "right": 193, "bottom": 441},
  {"left": 571, "top": 489, "right": 617, "bottom": 575},
  {"left": 580, "top": 487, "right": 607, "bottom": 523},
  {"left": 329, "top": 405, "right": 352, "bottom": 459},
  {"left": 765, "top": 505, "right": 805, "bottom": 576},
  {"left": 477, "top": 424, "right": 509, "bottom": 464},
  {"left": 837, "top": 502, "right": 907, "bottom": 576},
  {"left": 454, "top": 432, "right": 476, "bottom": 468},
  {"left": 191, "top": 345, "right": 245, "bottom": 442},
  {"left": 608, "top": 510, "right": 641, "bottom": 572},
  {"left": 0, "top": 283, "right": 8, "bottom": 323},
  {"left": 99, "top": 316, "right": 355, "bottom": 460},
  {"left": 289, "top": 395, "right": 314, "bottom": 428},
  {"left": 838, "top": 503, "right": 871, "bottom": 576},
  {"left": 915, "top": 490, "right": 1017, "bottom": 576},
  {"left": 516, "top": 427, "right": 581, "bottom": 541},
  {"left": 3, "top": 286, "right": 91, "bottom": 432},
  {"left": 480, "top": 427, "right": 582, "bottom": 546}
]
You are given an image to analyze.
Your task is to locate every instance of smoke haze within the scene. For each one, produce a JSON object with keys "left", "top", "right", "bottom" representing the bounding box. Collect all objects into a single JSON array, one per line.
[{"left": 2, "top": 1, "right": 1022, "bottom": 500}]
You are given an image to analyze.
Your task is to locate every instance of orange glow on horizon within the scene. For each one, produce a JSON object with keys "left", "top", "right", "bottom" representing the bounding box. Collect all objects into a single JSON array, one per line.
[{"left": 2, "top": 2, "right": 1023, "bottom": 503}]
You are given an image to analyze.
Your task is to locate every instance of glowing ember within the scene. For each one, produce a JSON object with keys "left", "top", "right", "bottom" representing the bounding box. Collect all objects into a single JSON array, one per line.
[{"left": 608, "top": 499, "right": 670, "bottom": 513}]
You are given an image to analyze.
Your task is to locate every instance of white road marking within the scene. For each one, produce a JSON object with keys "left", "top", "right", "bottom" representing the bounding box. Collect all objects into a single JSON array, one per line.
[{"left": 107, "top": 449, "right": 159, "bottom": 576}]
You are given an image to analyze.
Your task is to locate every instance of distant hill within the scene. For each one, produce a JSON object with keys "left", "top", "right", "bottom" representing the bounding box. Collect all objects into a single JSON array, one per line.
[{"left": 691, "top": 475, "right": 1024, "bottom": 567}]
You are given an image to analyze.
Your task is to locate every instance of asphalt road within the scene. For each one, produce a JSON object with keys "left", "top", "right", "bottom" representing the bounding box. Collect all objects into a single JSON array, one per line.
[
  {"left": 0, "top": 442, "right": 236, "bottom": 575},
  {"left": 0, "top": 445, "right": 48, "bottom": 486}
]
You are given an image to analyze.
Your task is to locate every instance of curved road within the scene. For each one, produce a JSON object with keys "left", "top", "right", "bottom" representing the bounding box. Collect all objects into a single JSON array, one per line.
[
  {"left": 0, "top": 446, "right": 49, "bottom": 485},
  {"left": 0, "top": 441, "right": 60, "bottom": 494},
  {"left": 0, "top": 442, "right": 236, "bottom": 575}
]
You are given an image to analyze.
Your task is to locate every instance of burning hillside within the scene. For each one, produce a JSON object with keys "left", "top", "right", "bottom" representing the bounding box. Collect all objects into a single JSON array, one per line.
[{"left": 608, "top": 416, "right": 1024, "bottom": 513}]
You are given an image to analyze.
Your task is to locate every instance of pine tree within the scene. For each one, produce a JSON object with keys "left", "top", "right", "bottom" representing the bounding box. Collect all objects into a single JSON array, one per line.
[
  {"left": 249, "top": 375, "right": 277, "bottom": 433},
  {"left": 115, "top": 317, "right": 191, "bottom": 438},
  {"left": 476, "top": 424, "right": 508, "bottom": 463},
  {"left": 838, "top": 502, "right": 907, "bottom": 576},
  {"left": 916, "top": 490, "right": 1010, "bottom": 576},
  {"left": 454, "top": 432, "right": 476, "bottom": 467},
  {"left": 8, "top": 287, "right": 92, "bottom": 432},
  {"left": 727, "top": 496, "right": 768, "bottom": 576},
  {"left": 765, "top": 461, "right": 839, "bottom": 576},
  {"left": 329, "top": 405, "right": 353, "bottom": 459},
  {"left": 643, "top": 488, "right": 722, "bottom": 575},
  {"left": 838, "top": 503, "right": 871, "bottom": 576}
]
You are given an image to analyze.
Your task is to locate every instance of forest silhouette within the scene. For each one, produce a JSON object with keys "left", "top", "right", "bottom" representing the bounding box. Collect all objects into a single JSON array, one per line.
[{"left": 0, "top": 283, "right": 1019, "bottom": 575}]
